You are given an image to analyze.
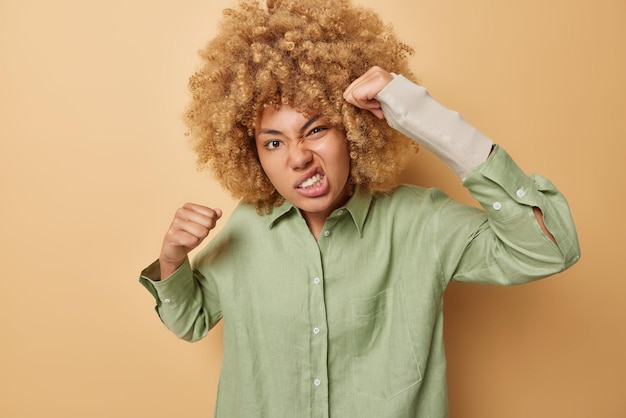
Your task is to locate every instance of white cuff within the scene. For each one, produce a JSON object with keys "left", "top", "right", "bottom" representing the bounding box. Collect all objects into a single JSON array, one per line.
[{"left": 376, "top": 74, "right": 493, "bottom": 179}]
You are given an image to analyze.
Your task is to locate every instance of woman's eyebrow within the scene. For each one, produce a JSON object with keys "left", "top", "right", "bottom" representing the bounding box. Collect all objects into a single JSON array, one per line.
[
  {"left": 257, "top": 114, "right": 322, "bottom": 137},
  {"left": 299, "top": 115, "right": 321, "bottom": 134},
  {"left": 257, "top": 128, "right": 283, "bottom": 136}
]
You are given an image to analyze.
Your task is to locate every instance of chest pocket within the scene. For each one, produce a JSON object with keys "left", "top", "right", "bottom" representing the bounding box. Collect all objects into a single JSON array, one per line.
[{"left": 351, "top": 283, "right": 422, "bottom": 399}]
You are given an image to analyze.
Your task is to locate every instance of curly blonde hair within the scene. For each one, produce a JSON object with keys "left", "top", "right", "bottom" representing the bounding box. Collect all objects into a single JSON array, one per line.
[{"left": 185, "top": 0, "right": 417, "bottom": 212}]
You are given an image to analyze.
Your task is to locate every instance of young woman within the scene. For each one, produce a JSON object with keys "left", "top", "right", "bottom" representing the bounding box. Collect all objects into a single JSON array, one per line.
[{"left": 140, "top": 1, "right": 580, "bottom": 416}]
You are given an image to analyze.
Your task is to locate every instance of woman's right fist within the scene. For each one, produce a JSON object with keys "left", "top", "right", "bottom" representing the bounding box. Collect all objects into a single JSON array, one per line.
[{"left": 158, "top": 203, "right": 222, "bottom": 279}]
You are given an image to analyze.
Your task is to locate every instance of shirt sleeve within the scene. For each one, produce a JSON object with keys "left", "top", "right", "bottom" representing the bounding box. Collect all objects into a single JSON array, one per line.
[
  {"left": 428, "top": 145, "right": 580, "bottom": 285},
  {"left": 139, "top": 257, "right": 222, "bottom": 342},
  {"left": 376, "top": 74, "right": 580, "bottom": 284}
]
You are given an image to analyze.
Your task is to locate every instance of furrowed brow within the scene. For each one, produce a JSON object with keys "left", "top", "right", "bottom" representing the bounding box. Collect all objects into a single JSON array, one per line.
[
  {"left": 257, "top": 128, "right": 283, "bottom": 136},
  {"left": 299, "top": 115, "right": 321, "bottom": 135},
  {"left": 256, "top": 114, "right": 322, "bottom": 137}
]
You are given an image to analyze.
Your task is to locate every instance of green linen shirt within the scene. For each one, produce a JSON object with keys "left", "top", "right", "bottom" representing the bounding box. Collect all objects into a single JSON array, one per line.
[{"left": 140, "top": 145, "right": 580, "bottom": 418}]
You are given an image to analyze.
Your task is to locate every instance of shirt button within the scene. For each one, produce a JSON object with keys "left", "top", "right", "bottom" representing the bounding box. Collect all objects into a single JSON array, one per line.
[
  {"left": 323, "top": 230, "right": 331, "bottom": 237},
  {"left": 492, "top": 202, "right": 502, "bottom": 211},
  {"left": 313, "top": 277, "right": 321, "bottom": 284},
  {"left": 337, "top": 209, "right": 344, "bottom": 215},
  {"left": 313, "top": 327, "right": 320, "bottom": 335},
  {"left": 516, "top": 188, "right": 526, "bottom": 198},
  {"left": 163, "top": 298, "right": 172, "bottom": 304},
  {"left": 314, "top": 378, "right": 321, "bottom": 386}
]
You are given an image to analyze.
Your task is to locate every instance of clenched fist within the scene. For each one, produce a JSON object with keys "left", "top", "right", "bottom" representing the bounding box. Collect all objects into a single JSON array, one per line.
[
  {"left": 343, "top": 66, "right": 394, "bottom": 119},
  {"left": 158, "top": 203, "right": 222, "bottom": 280}
]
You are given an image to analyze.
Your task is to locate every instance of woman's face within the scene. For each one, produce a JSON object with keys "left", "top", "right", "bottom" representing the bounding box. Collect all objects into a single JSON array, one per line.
[{"left": 255, "top": 105, "right": 351, "bottom": 228}]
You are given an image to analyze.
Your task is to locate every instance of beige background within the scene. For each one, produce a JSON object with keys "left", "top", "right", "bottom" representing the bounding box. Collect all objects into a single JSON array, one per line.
[{"left": 1, "top": 0, "right": 624, "bottom": 417}]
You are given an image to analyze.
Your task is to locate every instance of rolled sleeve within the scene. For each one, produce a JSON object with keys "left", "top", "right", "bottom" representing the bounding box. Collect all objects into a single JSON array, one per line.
[
  {"left": 139, "top": 258, "right": 219, "bottom": 341},
  {"left": 140, "top": 258, "right": 192, "bottom": 307},
  {"left": 463, "top": 145, "right": 581, "bottom": 274}
]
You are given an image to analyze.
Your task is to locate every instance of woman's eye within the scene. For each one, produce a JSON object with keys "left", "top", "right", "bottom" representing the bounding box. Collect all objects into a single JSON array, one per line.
[
  {"left": 309, "top": 126, "right": 328, "bottom": 136},
  {"left": 266, "top": 140, "right": 281, "bottom": 150}
]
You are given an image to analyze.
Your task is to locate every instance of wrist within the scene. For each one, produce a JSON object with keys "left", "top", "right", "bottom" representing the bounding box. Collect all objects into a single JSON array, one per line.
[{"left": 158, "top": 257, "right": 186, "bottom": 281}]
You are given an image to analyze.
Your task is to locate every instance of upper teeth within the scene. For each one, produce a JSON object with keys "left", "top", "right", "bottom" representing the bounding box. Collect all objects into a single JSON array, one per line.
[{"left": 299, "top": 174, "right": 323, "bottom": 189}]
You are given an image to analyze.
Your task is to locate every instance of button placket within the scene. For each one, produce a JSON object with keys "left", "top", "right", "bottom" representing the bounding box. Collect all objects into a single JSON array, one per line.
[
  {"left": 308, "top": 220, "right": 333, "bottom": 415},
  {"left": 309, "top": 270, "right": 327, "bottom": 400}
]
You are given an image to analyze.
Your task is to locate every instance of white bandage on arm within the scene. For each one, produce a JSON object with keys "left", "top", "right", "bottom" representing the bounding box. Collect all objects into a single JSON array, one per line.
[{"left": 376, "top": 74, "right": 494, "bottom": 179}]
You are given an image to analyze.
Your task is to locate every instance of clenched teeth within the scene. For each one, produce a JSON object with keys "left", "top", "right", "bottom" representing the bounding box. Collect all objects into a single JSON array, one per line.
[{"left": 298, "top": 174, "right": 324, "bottom": 189}]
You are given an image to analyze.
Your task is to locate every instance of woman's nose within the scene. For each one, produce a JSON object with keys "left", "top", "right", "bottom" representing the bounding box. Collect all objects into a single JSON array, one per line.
[{"left": 289, "top": 142, "right": 313, "bottom": 170}]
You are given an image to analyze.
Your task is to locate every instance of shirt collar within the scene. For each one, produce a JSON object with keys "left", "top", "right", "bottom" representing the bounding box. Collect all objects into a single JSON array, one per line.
[
  {"left": 341, "top": 187, "right": 372, "bottom": 237},
  {"left": 266, "top": 200, "right": 297, "bottom": 229},
  {"left": 265, "top": 187, "right": 372, "bottom": 237}
]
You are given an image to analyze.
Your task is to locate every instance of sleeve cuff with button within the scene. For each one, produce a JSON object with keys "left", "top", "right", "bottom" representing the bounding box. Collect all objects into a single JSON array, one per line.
[
  {"left": 139, "top": 257, "right": 195, "bottom": 313},
  {"left": 139, "top": 256, "right": 220, "bottom": 341},
  {"left": 463, "top": 145, "right": 540, "bottom": 219},
  {"left": 463, "top": 145, "right": 581, "bottom": 269}
]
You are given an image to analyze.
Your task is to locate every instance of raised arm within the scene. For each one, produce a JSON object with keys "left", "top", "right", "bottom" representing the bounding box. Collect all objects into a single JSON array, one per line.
[{"left": 344, "top": 66, "right": 558, "bottom": 245}]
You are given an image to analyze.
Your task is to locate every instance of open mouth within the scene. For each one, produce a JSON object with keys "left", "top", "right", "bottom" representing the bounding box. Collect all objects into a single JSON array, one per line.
[{"left": 298, "top": 173, "right": 324, "bottom": 189}]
